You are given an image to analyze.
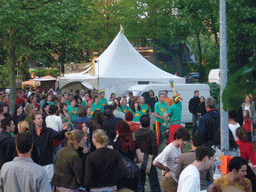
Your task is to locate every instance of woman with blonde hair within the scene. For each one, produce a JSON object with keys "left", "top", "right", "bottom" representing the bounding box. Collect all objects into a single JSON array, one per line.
[
  {"left": 17, "top": 121, "right": 30, "bottom": 133},
  {"left": 24, "top": 103, "right": 35, "bottom": 131},
  {"left": 84, "top": 129, "right": 129, "bottom": 192},
  {"left": 51, "top": 130, "right": 86, "bottom": 192}
]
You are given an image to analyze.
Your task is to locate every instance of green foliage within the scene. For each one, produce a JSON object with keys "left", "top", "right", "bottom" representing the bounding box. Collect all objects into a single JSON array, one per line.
[
  {"left": 208, "top": 83, "right": 220, "bottom": 108},
  {"left": 226, "top": 0, "right": 256, "bottom": 75},
  {"left": 222, "top": 62, "right": 256, "bottom": 111},
  {"left": 33, "top": 68, "right": 60, "bottom": 78},
  {"left": 0, "top": 65, "right": 10, "bottom": 88},
  {"left": 47, "top": 68, "right": 60, "bottom": 77},
  {"left": 187, "top": 34, "right": 219, "bottom": 80}
]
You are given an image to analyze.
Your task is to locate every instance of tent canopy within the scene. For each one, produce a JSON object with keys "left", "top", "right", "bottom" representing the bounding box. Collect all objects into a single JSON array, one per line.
[{"left": 57, "top": 27, "right": 185, "bottom": 97}]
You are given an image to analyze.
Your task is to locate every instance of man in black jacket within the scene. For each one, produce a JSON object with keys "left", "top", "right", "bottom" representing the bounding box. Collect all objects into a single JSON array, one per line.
[
  {"left": 31, "top": 111, "right": 67, "bottom": 181},
  {"left": 197, "top": 97, "right": 220, "bottom": 146},
  {"left": 188, "top": 90, "right": 200, "bottom": 136},
  {"left": 135, "top": 115, "right": 161, "bottom": 192},
  {"left": 0, "top": 117, "right": 16, "bottom": 169}
]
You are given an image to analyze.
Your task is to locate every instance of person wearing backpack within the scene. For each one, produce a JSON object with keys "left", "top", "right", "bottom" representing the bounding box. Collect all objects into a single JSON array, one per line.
[
  {"left": 135, "top": 114, "right": 161, "bottom": 192},
  {"left": 113, "top": 121, "right": 143, "bottom": 191}
]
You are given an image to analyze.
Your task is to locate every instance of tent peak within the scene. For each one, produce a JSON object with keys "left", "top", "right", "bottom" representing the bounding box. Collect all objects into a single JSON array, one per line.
[{"left": 120, "top": 25, "right": 124, "bottom": 34}]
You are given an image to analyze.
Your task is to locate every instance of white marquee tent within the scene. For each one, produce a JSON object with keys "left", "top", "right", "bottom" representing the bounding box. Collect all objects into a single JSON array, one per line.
[{"left": 57, "top": 27, "right": 186, "bottom": 98}]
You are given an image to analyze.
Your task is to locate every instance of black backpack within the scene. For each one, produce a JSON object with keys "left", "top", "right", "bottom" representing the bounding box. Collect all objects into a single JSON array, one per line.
[{"left": 120, "top": 155, "right": 140, "bottom": 178}]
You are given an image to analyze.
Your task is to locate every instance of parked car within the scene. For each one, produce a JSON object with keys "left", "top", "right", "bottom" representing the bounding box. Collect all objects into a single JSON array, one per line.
[
  {"left": 208, "top": 69, "right": 220, "bottom": 84},
  {"left": 186, "top": 72, "right": 203, "bottom": 83}
]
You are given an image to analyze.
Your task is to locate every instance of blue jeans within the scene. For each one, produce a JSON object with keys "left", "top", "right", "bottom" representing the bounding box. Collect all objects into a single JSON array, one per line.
[{"left": 138, "top": 165, "right": 161, "bottom": 192}]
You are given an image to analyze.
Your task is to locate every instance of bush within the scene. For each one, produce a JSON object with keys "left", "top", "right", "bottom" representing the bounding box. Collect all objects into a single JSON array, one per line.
[
  {"left": 33, "top": 68, "right": 60, "bottom": 77},
  {"left": 208, "top": 83, "right": 220, "bottom": 109}
]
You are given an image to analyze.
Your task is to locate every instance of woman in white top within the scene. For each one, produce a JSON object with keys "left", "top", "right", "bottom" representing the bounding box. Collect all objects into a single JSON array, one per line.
[
  {"left": 46, "top": 105, "right": 63, "bottom": 132},
  {"left": 241, "top": 94, "right": 255, "bottom": 124},
  {"left": 228, "top": 109, "right": 240, "bottom": 141},
  {"left": 46, "top": 105, "right": 63, "bottom": 163}
]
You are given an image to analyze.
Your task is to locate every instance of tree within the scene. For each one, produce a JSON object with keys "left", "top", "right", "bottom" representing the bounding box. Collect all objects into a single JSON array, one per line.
[
  {"left": 174, "top": 0, "right": 219, "bottom": 78},
  {"left": 226, "top": 0, "right": 256, "bottom": 75},
  {"left": 0, "top": 0, "right": 85, "bottom": 114},
  {"left": 120, "top": 0, "right": 175, "bottom": 64}
]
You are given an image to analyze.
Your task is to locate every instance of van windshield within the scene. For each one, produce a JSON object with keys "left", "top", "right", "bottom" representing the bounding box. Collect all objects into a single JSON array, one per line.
[{"left": 124, "top": 90, "right": 141, "bottom": 97}]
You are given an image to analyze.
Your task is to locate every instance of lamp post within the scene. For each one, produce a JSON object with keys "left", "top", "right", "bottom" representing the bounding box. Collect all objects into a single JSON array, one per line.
[
  {"left": 220, "top": 0, "right": 229, "bottom": 155},
  {"left": 95, "top": 59, "right": 100, "bottom": 95}
]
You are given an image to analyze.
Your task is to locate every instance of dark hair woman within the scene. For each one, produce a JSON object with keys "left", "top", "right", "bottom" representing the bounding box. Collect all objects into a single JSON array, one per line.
[
  {"left": 59, "top": 103, "right": 72, "bottom": 128},
  {"left": 130, "top": 100, "right": 142, "bottom": 123},
  {"left": 12, "top": 104, "right": 26, "bottom": 133},
  {"left": 88, "top": 110, "right": 104, "bottom": 153}
]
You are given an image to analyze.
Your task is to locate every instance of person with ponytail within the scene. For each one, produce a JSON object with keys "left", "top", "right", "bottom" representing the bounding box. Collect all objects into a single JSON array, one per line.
[
  {"left": 113, "top": 121, "right": 143, "bottom": 191},
  {"left": 51, "top": 129, "right": 86, "bottom": 192},
  {"left": 84, "top": 129, "right": 129, "bottom": 192},
  {"left": 113, "top": 121, "right": 143, "bottom": 162}
]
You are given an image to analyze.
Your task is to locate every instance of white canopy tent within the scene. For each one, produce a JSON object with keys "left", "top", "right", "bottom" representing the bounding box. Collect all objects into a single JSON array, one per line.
[{"left": 57, "top": 26, "right": 186, "bottom": 98}]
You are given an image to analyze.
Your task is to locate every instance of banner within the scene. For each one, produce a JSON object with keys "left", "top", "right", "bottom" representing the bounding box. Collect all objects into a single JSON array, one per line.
[{"left": 64, "top": 63, "right": 92, "bottom": 74}]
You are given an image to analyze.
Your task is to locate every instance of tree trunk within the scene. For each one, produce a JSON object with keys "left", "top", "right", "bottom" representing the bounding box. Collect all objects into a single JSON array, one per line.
[
  {"left": 210, "top": 13, "right": 220, "bottom": 49},
  {"left": 8, "top": 27, "right": 16, "bottom": 115},
  {"left": 195, "top": 30, "right": 205, "bottom": 79},
  {"left": 152, "top": 38, "right": 158, "bottom": 65},
  {"left": 177, "top": 43, "right": 184, "bottom": 76}
]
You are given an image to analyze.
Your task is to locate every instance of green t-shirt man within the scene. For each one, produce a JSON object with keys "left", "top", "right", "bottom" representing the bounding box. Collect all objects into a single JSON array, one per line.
[
  {"left": 154, "top": 101, "right": 168, "bottom": 124},
  {"left": 98, "top": 97, "right": 107, "bottom": 112},
  {"left": 140, "top": 103, "right": 152, "bottom": 115},
  {"left": 91, "top": 103, "right": 103, "bottom": 117},
  {"left": 166, "top": 101, "right": 182, "bottom": 124}
]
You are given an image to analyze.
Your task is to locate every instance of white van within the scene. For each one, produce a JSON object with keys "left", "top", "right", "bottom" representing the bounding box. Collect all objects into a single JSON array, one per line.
[
  {"left": 208, "top": 69, "right": 220, "bottom": 84},
  {"left": 124, "top": 84, "right": 211, "bottom": 123}
]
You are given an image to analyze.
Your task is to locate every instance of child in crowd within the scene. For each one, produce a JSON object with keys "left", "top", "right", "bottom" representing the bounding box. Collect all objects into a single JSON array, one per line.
[{"left": 243, "top": 110, "right": 253, "bottom": 142}]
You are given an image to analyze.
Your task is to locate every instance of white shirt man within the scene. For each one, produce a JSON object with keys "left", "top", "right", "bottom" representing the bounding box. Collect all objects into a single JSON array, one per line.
[
  {"left": 153, "top": 128, "right": 190, "bottom": 192},
  {"left": 177, "top": 146, "right": 215, "bottom": 192}
]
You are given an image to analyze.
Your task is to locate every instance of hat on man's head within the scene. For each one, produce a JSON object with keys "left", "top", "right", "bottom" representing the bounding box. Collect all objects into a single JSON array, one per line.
[
  {"left": 99, "top": 89, "right": 105, "bottom": 94},
  {"left": 87, "top": 98, "right": 92, "bottom": 103},
  {"left": 172, "top": 94, "right": 183, "bottom": 103}
]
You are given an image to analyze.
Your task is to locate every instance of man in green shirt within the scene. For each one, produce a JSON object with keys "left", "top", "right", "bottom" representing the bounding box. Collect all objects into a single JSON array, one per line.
[
  {"left": 154, "top": 93, "right": 169, "bottom": 147},
  {"left": 139, "top": 96, "right": 152, "bottom": 115},
  {"left": 165, "top": 87, "right": 183, "bottom": 144},
  {"left": 98, "top": 89, "right": 107, "bottom": 111}
]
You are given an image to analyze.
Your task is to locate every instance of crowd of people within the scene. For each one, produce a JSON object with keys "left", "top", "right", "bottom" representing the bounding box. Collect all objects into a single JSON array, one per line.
[{"left": 0, "top": 87, "right": 256, "bottom": 192}]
